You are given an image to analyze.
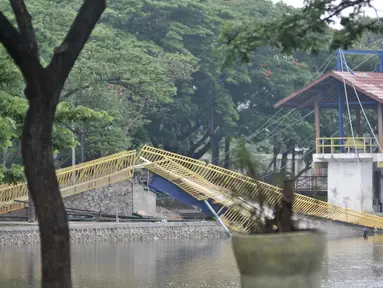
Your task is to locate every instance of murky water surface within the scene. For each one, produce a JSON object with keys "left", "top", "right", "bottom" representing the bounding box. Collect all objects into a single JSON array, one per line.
[{"left": 2, "top": 236, "right": 383, "bottom": 287}]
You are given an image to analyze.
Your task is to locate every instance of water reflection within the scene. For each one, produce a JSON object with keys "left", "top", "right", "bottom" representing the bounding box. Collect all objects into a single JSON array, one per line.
[
  {"left": 1, "top": 237, "right": 383, "bottom": 287},
  {"left": 0, "top": 239, "right": 240, "bottom": 288}
]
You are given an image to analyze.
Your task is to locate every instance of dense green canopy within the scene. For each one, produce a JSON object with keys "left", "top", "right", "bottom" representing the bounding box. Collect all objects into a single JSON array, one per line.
[{"left": 0, "top": 0, "right": 381, "bottom": 183}]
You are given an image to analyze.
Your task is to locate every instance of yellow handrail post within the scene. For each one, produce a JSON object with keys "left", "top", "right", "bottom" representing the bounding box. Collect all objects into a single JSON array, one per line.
[{"left": 365, "top": 137, "right": 368, "bottom": 152}]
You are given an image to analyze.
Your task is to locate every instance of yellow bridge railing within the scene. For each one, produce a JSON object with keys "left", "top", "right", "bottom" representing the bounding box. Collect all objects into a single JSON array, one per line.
[
  {"left": 139, "top": 145, "right": 383, "bottom": 229},
  {"left": 316, "top": 137, "right": 378, "bottom": 153},
  {"left": 2, "top": 144, "right": 383, "bottom": 232},
  {"left": 0, "top": 150, "right": 136, "bottom": 214}
]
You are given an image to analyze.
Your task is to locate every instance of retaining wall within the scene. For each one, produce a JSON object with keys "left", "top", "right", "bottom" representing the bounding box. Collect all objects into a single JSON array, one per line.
[
  {"left": 0, "top": 222, "right": 226, "bottom": 246},
  {"left": 5, "top": 179, "right": 157, "bottom": 218},
  {"left": 64, "top": 179, "right": 133, "bottom": 216}
]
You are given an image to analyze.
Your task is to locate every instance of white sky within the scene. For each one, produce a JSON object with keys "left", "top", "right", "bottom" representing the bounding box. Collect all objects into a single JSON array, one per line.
[{"left": 272, "top": 0, "right": 383, "bottom": 27}]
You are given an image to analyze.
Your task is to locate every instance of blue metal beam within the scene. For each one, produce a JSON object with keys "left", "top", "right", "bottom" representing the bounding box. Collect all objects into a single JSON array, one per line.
[
  {"left": 342, "top": 50, "right": 383, "bottom": 56},
  {"left": 149, "top": 175, "right": 225, "bottom": 218},
  {"left": 204, "top": 200, "right": 231, "bottom": 237},
  {"left": 336, "top": 49, "right": 342, "bottom": 70}
]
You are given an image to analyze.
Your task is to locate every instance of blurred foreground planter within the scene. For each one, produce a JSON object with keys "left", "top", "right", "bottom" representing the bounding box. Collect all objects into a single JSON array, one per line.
[{"left": 232, "top": 231, "right": 326, "bottom": 288}]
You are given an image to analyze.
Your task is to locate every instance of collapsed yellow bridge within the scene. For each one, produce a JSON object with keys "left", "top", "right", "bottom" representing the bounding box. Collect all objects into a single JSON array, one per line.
[{"left": 1, "top": 145, "right": 382, "bottom": 232}]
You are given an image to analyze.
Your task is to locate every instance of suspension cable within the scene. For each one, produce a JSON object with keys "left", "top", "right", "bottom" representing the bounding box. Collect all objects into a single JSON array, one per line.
[{"left": 340, "top": 50, "right": 359, "bottom": 161}]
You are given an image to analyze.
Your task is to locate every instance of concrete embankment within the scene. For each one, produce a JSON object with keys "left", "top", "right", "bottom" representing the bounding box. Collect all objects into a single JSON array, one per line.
[
  {"left": 1, "top": 214, "right": 369, "bottom": 247},
  {"left": 0, "top": 221, "right": 226, "bottom": 246}
]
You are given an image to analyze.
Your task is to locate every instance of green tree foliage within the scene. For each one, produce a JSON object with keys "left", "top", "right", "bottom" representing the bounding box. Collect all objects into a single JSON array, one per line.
[
  {"left": 223, "top": 0, "right": 381, "bottom": 62},
  {"left": 103, "top": 0, "right": 318, "bottom": 168},
  {"left": 0, "top": 47, "right": 113, "bottom": 183},
  {"left": 222, "top": 0, "right": 383, "bottom": 177},
  {"left": 1, "top": 0, "right": 381, "bottom": 183}
]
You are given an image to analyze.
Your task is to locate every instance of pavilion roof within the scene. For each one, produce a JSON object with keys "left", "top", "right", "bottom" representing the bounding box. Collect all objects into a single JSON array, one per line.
[{"left": 274, "top": 71, "right": 383, "bottom": 109}]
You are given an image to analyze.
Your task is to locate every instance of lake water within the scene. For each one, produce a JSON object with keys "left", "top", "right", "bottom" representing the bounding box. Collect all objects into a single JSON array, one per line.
[{"left": 1, "top": 236, "right": 383, "bottom": 287}]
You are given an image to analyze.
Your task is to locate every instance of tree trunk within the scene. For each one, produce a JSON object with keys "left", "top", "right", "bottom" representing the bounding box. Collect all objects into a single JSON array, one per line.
[
  {"left": 208, "top": 100, "right": 220, "bottom": 165},
  {"left": 27, "top": 192, "right": 36, "bottom": 223},
  {"left": 280, "top": 148, "right": 288, "bottom": 176},
  {"left": 273, "top": 145, "right": 279, "bottom": 172},
  {"left": 22, "top": 82, "right": 72, "bottom": 288},
  {"left": 187, "top": 130, "right": 209, "bottom": 157},
  {"left": 191, "top": 141, "right": 211, "bottom": 159},
  {"left": 1, "top": 2, "right": 107, "bottom": 286},
  {"left": 79, "top": 131, "right": 85, "bottom": 163},
  {"left": 0, "top": 2, "right": 106, "bottom": 287},
  {"left": 291, "top": 141, "right": 296, "bottom": 176},
  {"left": 9, "top": 140, "right": 21, "bottom": 166},
  {"left": 224, "top": 136, "right": 230, "bottom": 169},
  {"left": 3, "top": 147, "right": 7, "bottom": 166},
  {"left": 211, "top": 136, "right": 220, "bottom": 165}
]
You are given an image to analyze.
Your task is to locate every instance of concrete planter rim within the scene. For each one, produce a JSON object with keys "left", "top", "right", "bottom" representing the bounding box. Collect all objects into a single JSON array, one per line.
[{"left": 231, "top": 228, "right": 326, "bottom": 288}]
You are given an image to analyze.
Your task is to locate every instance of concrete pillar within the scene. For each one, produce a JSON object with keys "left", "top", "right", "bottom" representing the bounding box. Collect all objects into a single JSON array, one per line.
[
  {"left": 378, "top": 103, "right": 383, "bottom": 152},
  {"left": 314, "top": 100, "right": 320, "bottom": 153},
  {"left": 327, "top": 157, "right": 373, "bottom": 213},
  {"left": 338, "top": 85, "right": 344, "bottom": 152}
]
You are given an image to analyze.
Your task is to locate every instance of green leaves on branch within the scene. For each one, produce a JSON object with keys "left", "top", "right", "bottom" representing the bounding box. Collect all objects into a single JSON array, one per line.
[
  {"left": 223, "top": 0, "right": 381, "bottom": 64},
  {"left": 0, "top": 117, "right": 16, "bottom": 150},
  {"left": 55, "top": 102, "right": 113, "bottom": 124},
  {"left": 0, "top": 164, "right": 24, "bottom": 184}
]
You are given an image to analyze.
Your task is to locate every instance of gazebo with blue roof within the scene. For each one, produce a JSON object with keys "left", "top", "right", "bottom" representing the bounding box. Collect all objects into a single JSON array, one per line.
[{"left": 274, "top": 49, "right": 383, "bottom": 213}]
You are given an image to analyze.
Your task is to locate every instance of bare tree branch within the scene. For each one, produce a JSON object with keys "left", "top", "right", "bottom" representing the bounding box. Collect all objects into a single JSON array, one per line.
[
  {"left": 321, "top": 0, "right": 373, "bottom": 23},
  {"left": 188, "top": 130, "right": 209, "bottom": 156},
  {"left": 178, "top": 120, "right": 201, "bottom": 142},
  {"left": 47, "top": 0, "right": 106, "bottom": 88},
  {"left": 192, "top": 141, "right": 211, "bottom": 159},
  {"left": 293, "top": 160, "right": 312, "bottom": 181}
]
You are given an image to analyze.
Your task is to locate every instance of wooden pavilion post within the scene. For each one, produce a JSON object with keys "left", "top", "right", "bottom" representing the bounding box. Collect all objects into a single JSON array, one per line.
[
  {"left": 314, "top": 100, "right": 320, "bottom": 153},
  {"left": 378, "top": 103, "right": 383, "bottom": 152},
  {"left": 355, "top": 107, "right": 361, "bottom": 136}
]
